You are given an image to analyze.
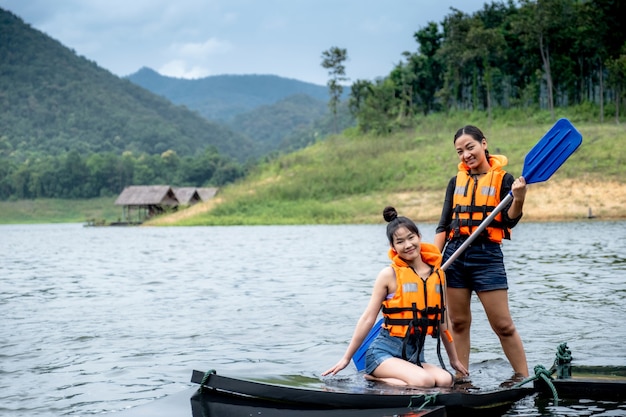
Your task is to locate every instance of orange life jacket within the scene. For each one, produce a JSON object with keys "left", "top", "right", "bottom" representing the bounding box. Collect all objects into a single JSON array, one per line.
[
  {"left": 447, "top": 155, "right": 511, "bottom": 243},
  {"left": 382, "top": 243, "right": 445, "bottom": 340}
]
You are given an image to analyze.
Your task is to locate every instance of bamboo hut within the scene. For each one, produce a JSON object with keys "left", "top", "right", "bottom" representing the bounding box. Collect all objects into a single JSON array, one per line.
[
  {"left": 114, "top": 185, "right": 179, "bottom": 224},
  {"left": 173, "top": 187, "right": 202, "bottom": 206},
  {"left": 197, "top": 187, "right": 218, "bottom": 201}
]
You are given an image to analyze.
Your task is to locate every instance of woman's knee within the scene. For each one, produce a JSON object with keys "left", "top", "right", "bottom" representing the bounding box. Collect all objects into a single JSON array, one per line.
[
  {"left": 450, "top": 315, "right": 471, "bottom": 333},
  {"left": 492, "top": 319, "right": 517, "bottom": 337},
  {"left": 434, "top": 372, "right": 453, "bottom": 387}
]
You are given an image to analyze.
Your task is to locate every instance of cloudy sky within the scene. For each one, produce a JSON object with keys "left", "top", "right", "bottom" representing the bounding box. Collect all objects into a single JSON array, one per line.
[{"left": 1, "top": 0, "right": 488, "bottom": 86}]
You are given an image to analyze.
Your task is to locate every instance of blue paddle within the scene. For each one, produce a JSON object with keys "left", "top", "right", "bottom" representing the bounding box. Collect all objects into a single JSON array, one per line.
[{"left": 352, "top": 118, "right": 583, "bottom": 371}]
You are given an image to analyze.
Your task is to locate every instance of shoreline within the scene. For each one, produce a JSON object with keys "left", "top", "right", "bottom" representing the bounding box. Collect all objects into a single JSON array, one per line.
[
  {"left": 148, "top": 178, "right": 626, "bottom": 226},
  {"left": 0, "top": 178, "right": 624, "bottom": 225}
]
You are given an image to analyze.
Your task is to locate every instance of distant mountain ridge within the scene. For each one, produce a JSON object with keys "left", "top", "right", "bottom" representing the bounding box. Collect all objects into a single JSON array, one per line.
[
  {"left": 0, "top": 6, "right": 352, "bottom": 165},
  {"left": 126, "top": 68, "right": 355, "bottom": 157},
  {"left": 227, "top": 93, "right": 329, "bottom": 155},
  {"left": 0, "top": 8, "right": 254, "bottom": 161},
  {"left": 126, "top": 68, "right": 332, "bottom": 121}
]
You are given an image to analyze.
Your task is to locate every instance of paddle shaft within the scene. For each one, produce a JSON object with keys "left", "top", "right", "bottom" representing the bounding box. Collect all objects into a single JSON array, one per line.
[{"left": 441, "top": 192, "right": 513, "bottom": 271}]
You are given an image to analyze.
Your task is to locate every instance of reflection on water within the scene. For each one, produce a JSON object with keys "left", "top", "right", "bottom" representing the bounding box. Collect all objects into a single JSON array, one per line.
[{"left": 0, "top": 221, "right": 624, "bottom": 416}]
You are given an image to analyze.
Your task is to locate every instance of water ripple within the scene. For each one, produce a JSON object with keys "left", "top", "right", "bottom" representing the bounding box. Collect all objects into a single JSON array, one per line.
[{"left": 0, "top": 222, "right": 624, "bottom": 416}]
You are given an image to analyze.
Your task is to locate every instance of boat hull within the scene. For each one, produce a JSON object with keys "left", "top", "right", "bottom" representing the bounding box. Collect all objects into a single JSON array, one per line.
[{"left": 190, "top": 370, "right": 533, "bottom": 414}]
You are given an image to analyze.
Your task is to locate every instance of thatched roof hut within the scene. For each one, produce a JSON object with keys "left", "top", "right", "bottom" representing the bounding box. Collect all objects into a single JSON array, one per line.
[
  {"left": 114, "top": 185, "right": 179, "bottom": 223},
  {"left": 197, "top": 187, "right": 218, "bottom": 201},
  {"left": 173, "top": 187, "right": 202, "bottom": 205}
]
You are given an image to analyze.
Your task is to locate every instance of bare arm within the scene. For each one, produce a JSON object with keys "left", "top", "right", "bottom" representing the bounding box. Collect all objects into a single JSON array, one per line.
[
  {"left": 434, "top": 232, "right": 447, "bottom": 253},
  {"left": 322, "top": 268, "right": 392, "bottom": 376},
  {"left": 507, "top": 176, "right": 527, "bottom": 220},
  {"left": 440, "top": 314, "right": 469, "bottom": 377},
  {"left": 435, "top": 178, "right": 456, "bottom": 252}
]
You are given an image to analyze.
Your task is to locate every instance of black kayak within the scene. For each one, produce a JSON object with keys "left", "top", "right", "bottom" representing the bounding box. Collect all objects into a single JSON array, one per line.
[
  {"left": 191, "top": 390, "right": 447, "bottom": 417},
  {"left": 190, "top": 369, "right": 534, "bottom": 416}
]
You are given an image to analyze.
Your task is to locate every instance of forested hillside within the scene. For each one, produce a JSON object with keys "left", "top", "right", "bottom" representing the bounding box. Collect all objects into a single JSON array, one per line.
[
  {"left": 127, "top": 68, "right": 332, "bottom": 121},
  {"left": 127, "top": 68, "right": 355, "bottom": 158},
  {"left": 226, "top": 94, "right": 327, "bottom": 156},
  {"left": 0, "top": 7, "right": 353, "bottom": 202},
  {"left": 347, "top": 0, "right": 626, "bottom": 132},
  {"left": 0, "top": 8, "right": 263, "bottom": 200},
  {"left": 0, "top": 9, "right": 254, "bottom": 161}
]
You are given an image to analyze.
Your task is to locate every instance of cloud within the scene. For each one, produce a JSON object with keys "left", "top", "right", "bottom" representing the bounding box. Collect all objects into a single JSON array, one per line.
[
  {"left": 158, "top": 60, "right": 210, "bottom": 79},
  {"left": 157, "top": 37, "right": 232, "bottom": 78},
  {"left": 1, "top": 0, "right": 490, "bottom": 84}
]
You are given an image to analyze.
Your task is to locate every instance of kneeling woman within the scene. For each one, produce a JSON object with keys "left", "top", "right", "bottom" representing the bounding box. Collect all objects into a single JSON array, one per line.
[{"left": 323, "top": 207, "right": 468, "bottom": 387}]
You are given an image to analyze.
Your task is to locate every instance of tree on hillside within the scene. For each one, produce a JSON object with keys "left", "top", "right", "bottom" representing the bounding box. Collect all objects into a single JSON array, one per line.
[
  {"left": 321, "top": 46, "right": 349, "bottom": 133},
  {"left": 606, "top": 44, "right": 626, "bottom": 124},
  {"left": 515, "top": 0, "right": 575, "bottom": 120},
  {"left": 464, "top": 22, "right": 506, "bottom": 126},
  {"left": 411, "top": 22, "right": 444, "bottom": 115},
  {"left": 438, "top": 8, "right": 476, "bottom": 110}
]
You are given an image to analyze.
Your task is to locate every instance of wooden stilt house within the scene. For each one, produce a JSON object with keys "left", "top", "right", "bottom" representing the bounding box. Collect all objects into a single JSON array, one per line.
[{"left": 114, "top": 185, "right": 179, "bottom": 224}]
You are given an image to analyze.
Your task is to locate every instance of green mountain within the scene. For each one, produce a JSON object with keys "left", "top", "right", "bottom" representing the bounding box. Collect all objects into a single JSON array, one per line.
[
  {"left": 126, "top": 67, "right": 332, "bottom": 121},
  {"left": 226, "top": 94, "right": 328, "bottom": 156},
  {"left": 126, "top": 68, "right": 357, "bottom": 158},
  {"left": 0, "top": 8, "right": 255, "bottom": 162}
]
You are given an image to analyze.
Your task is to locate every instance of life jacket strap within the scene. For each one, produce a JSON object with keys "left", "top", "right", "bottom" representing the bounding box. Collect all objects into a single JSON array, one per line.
[
  {"left": 382, "top": 306, "right": 442, "bottom": 315},
  {"left": 453, "top": 204, "right": 497, "bottom": 214}
]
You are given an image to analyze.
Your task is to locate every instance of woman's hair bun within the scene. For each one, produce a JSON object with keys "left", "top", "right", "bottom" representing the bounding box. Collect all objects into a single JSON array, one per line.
[{"left": 383, "top": 206, "right": 398, "bottom": 223}]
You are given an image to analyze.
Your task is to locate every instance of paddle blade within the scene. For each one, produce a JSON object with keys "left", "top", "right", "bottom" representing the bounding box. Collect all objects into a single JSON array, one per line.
[
  {"left": 522, "top": 118, "right": 582, "bottom": 184},
  {"left": 352, "top": 318, "right": 383, "bottom": 371}
]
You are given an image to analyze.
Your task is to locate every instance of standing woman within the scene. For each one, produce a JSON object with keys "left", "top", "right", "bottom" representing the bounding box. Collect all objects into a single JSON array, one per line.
[
  {"left": 434, "top": 125, "right": 529, "bottom": 378},
  {"left": 324, "top": 207, "right": 468, "bottom": 387}
]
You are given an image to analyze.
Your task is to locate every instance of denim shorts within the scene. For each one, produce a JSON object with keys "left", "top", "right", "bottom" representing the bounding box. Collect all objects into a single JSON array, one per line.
[
  {"left": 364, "top": 328, "right": 425, "bottom": 375},
  {"left": 443, "top": 238, "right": 508, "bottom": 292}
]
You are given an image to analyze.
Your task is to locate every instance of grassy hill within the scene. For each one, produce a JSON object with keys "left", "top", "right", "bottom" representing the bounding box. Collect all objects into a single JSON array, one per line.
[
  {"left": 0, "top": 8, "right": 254, "bottom": 161},
  {"left": 147, "top": 110, "right": 626, "bottom": 226}
]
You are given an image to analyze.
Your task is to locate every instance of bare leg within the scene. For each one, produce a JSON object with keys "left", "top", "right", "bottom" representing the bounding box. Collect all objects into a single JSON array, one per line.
[
  {"left": 446, "top": 287, "right": 473, "bottom": 375},
  {"left": 477, "top": 289, "right": 528, "bottom": 377},
  {"left": 365, "top": 364, "right": 452, "bottom": 387},
  {"left": 369, "top": 357, "right": 440, "bottom": 387},
  {"left": 363, "top": 373, "right": 407, "bottom": 386}
]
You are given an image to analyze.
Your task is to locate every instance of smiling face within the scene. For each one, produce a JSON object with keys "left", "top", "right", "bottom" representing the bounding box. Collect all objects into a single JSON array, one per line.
[
  {"left": 391, "top": 226, "right": 421, "bottom": 262},
  {"left": 454, "top": 133, "right": 490, "bottom": 173}
]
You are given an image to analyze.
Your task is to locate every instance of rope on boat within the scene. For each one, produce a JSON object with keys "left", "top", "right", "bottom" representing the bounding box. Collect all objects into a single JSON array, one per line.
[
  {"left": 512, "top": 342, "right": 573, "bottom": 406},
  {"left": 198, "top": 369, "right": 216, "bottom": 393},
  {"left": 513, "top": 365, "right": 559, "bottom": 405},
  {"left": 408, "top": 392, "right": 439, "bottom": 410}
]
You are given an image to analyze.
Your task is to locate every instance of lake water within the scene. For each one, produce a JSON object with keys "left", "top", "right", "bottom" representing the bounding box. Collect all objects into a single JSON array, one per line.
[{"left": 1, "top": 221, "right": 625, "bottom": 416}]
